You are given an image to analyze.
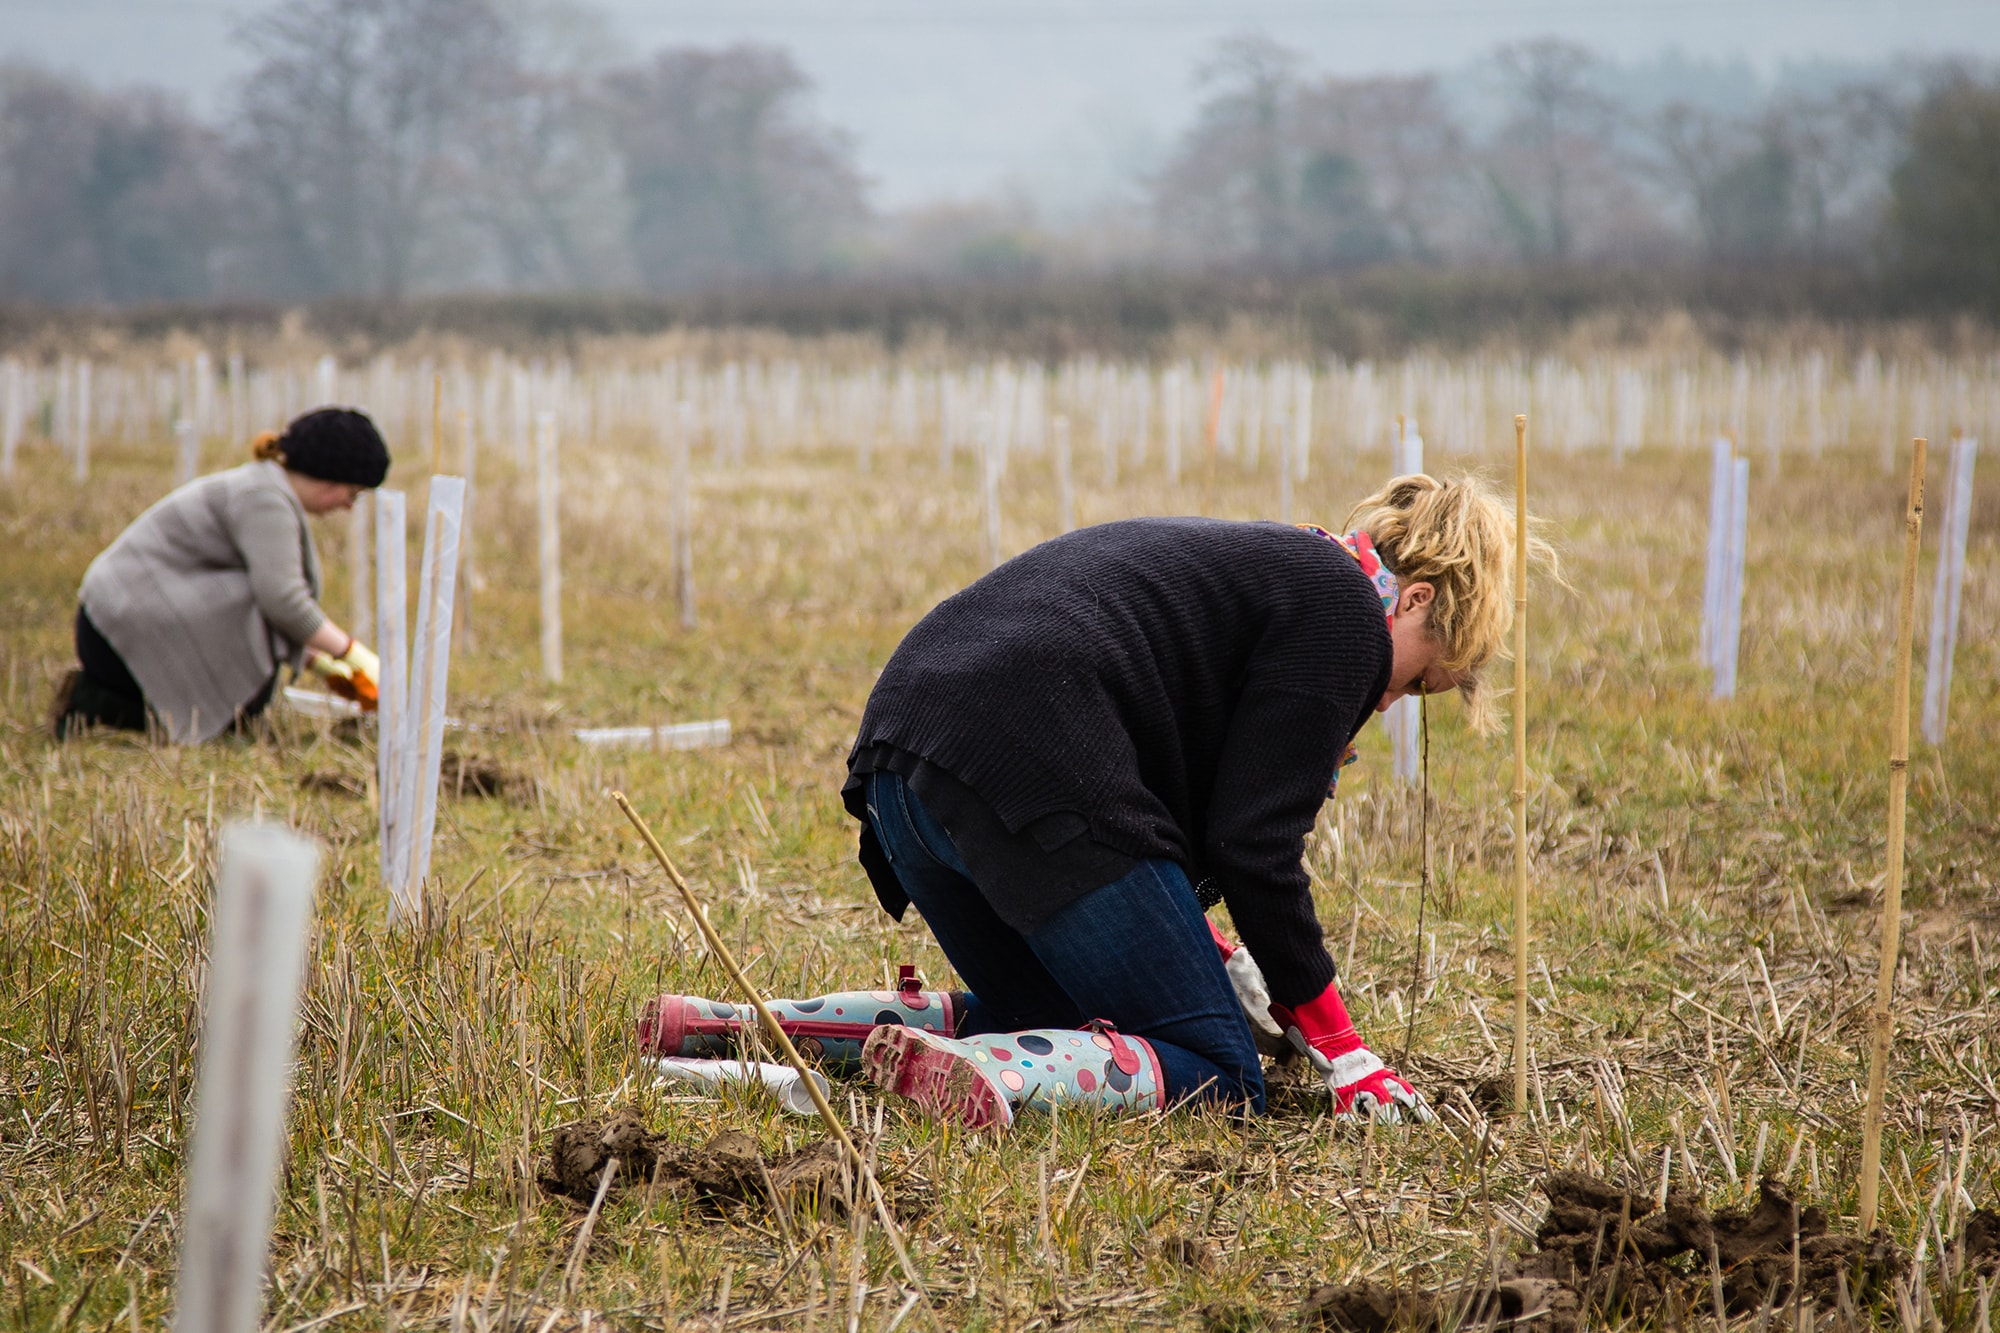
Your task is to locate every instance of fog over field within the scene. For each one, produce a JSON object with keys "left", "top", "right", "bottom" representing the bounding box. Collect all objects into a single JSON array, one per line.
[{"left": 7, "top": 0, "right": 1999, "bottom": 212}]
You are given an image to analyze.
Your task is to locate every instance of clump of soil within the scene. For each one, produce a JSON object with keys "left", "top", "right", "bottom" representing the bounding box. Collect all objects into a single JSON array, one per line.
[
  {"left": 1305, "top": 1172, "right": 1907, "bottom": 1333},
  {"left": 442, "top": 750, "right": 526, "bottom": 800},
  {"left": 1962, "top": 1209, "right": 2000, "bottom": 1272},
  {"left": 539, "top": 1110, "right": 856, "bottom": 1219},
  {"left": 1706, "top": 1177, "right": 1903, "bottom": 1311},
  {"left": 1200, "top": 1302, "right": 1275, "bottom": 1332},
  {"left": 1467, "top": 1075, "right": 1514, "bottom": 1118},
  {"left": 667, "top": 1128, "right": 849, "bottom": 1212},
  {"left": 541, "top": 1109, "right": 661, "bottom": 1198},
  {"left": 298, "top": 770, "right": 368, "bottom": 798},
  {"left": 297, "top": 752, "right": 524, "bottom": 800},
  {"left": 1166, "top": 1147, "right": 1253, "bottom": 1182},
  {"left": 1159, "top": 1234, "right": 1216, "bottom": 1272},
  {"left": 1303, "top": 1280, "right": 1444, "bottom": 1333}
]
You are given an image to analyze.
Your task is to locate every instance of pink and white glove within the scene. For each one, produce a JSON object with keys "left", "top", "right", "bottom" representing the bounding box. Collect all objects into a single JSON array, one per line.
[
  {"left": 1268, "top": 981, "right": 1433, "bottom": 1123},
  {"left": 1206, "top": 920, "right": 1289, "bottom": 1056}
]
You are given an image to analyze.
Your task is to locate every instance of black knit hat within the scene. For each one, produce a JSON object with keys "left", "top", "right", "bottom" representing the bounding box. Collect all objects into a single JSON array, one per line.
[{"left": 275, "top": 408, "right": 391, "bottom": 487}]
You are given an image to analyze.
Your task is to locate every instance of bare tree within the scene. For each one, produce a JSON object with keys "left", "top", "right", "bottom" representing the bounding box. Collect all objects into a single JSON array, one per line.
[
  {"left": 452, "top": 0, "right": 631, "bottom": 289},
  {"left": 1487, "top": 39, "right": 1622, "bottom": 258},
  {"left": 601, "top": 45, "right": 867, "bottom": 292},
  {"left": 0, "top": 65, "right": 226, "bottom": 303},
  {"left": 455, "top": 67, "right": 629, "bottom": 289},
  {"left": 1295, "top": 74, "right": 1467, "bottom": 259},
  {"left": 1647, "top": 101, "right": 1745, "bottom": 256},
  {"left": 1770, "top": 82, "right": 1900, "bottom": 257},
  {"left": 1887, "top": 65, "right": 2000, "bottom": 307},
  {"left": 230, "top": 0, "right": 514, "bottom": 298},
  {"left": 1152, "top": 34, "right": 1304, "bottom": 264}
]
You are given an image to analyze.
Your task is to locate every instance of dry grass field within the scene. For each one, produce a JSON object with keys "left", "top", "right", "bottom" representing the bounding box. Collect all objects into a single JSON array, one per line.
[{"left": 0, "top": 349, "right": 1996, "bottom": 1331}]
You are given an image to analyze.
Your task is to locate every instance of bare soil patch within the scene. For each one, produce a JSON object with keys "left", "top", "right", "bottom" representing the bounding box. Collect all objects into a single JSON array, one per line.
[
  {"left": 298, "top": 770, "right": 368, "bottom": 798},
  {"left": 539, "top": 1110, "right": 852, "bottom": 1219},
  {"left": 442, "top": 750, "right": 527, "bottom": 799},
  {"left": 1305, "top": 1172, "right": 1909, "bottom": 1332}
]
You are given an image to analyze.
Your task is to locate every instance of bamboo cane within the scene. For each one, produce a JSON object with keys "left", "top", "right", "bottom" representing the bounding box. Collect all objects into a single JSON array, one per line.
[
  {"left": 609, "top": 792, "right": 936, "bottom": 1319},
  {"left": 1858, "top": 437, "right": 1927, "bottom": 1234},
  {"left": 1511, "top": 412, "right": 1531, "bottom": 1115}
]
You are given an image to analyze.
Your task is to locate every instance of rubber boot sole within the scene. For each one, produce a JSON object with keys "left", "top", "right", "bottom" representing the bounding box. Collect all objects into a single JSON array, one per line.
[{"left": 862, "top": 1026, "right": 1014, "bottom": 1131}]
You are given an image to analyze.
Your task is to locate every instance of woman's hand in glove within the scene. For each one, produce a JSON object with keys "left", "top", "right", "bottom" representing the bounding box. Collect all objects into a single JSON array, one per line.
[
  {"left": 308, "top": 638, "right": 382, "bottom": 710},
  {"left": 1268, "top": 980, "right": 1432, "bottom": 1123},
  {"left": 1205, "top": 919, "right": 1290, "bottom": 1056}
]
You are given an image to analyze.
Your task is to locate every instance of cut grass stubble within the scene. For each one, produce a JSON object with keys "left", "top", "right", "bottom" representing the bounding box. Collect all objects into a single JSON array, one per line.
[{"left": 0, "top": 398, "right": 1994, "bottom": 1330}]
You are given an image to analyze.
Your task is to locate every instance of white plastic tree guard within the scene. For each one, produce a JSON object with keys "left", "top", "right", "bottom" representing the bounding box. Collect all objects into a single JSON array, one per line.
[
  {"left": 1713, "top": 457, "right": 1751, "bottom": 699},
  {"left": 172, "top": 822, "right": 320, "bottom": 1333},
  {"left": 1389, "top": 419, "right": 1424, "bottom": 784},
  {"left": 1700, "top": 437, "right": 1732, "bottom": 664},
  {"left": 1922, "top": 436, "right": 1978, "bottom": 746}
]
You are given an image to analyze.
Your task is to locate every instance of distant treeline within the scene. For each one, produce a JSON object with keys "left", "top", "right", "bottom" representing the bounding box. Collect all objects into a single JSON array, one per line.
[
  {"left": 0, "top": 0, "right": 1996, "bottom": 317},
  {"left": 0, "top": 264, "right": 1987, "bottom": 361}
]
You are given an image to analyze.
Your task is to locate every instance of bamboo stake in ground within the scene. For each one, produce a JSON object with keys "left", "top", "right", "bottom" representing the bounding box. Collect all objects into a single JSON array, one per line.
[
  {"left": 1858, "top": 436, "right": 1927, "bottom": 1234},
  {"left": 609, "top": 792, "right": 935, "bottom": 1318},
  {"left": 1511, "top": 412, "right": 1532, "bottom": 1115}
]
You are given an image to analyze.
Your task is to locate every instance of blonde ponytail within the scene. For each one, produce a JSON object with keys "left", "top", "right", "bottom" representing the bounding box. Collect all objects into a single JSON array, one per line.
[
  {"left": 251, "top": 430, "right": 286, "bottom": 464},
  {"left": 1342, "top": 472, "right": 1558, "bottom": 731}
]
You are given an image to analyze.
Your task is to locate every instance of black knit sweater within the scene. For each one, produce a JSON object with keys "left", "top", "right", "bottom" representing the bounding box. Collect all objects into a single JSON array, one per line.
[{"left": 845, "top": 516, "right": 1393, "bottom": 1006}]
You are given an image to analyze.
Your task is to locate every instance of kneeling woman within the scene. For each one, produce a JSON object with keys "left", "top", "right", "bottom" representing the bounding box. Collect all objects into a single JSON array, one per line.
[
  {"left": 642, "top": 474, "right": 1537, "bottom": 1128},
  {"left": 57, "top": 408, "right": 390, "bottom": 742}
]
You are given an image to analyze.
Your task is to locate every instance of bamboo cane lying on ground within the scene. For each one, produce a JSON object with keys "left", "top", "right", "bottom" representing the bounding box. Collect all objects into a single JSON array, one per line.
[{"left": 610, "top": 791, "right": 936, "bottom": 1323}]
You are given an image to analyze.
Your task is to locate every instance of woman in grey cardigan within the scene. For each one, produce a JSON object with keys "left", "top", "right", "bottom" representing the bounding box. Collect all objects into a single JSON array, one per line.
[{"left": 55, "top": 407, "right": 391, "bottom": 742}]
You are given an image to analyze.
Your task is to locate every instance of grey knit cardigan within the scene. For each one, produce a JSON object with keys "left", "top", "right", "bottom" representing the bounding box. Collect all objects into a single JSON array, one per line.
[{"left": 80, "top": 461, "right": 327, "bottom": 742}]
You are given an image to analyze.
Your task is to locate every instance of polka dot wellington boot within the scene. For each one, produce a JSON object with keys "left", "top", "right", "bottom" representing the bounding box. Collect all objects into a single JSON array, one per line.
[
  {"left": 637, "top": 966, "right": 963, "bottom": 1073},
  {"left": 861, "top": 1022, "right": 1165, "bottom": 1131}
]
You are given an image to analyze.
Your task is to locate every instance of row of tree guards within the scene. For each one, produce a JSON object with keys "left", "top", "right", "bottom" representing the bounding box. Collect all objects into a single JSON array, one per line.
[
  {"left": 4, "top": 348, "right": 1998, "bottom": 484},
  {"left": 165, "top": 422, "right": 1949, "bottom": 1332},
  {"left": 1698, "top": 432, "right": 1981, "bottom": 741},
  {"left": 5, "top": 349, "right": 1992, "bottom": 754}
]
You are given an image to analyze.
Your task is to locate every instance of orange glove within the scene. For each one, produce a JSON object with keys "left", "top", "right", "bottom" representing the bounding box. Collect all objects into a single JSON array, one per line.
[{"left": 310, "top": 639, "right": 381, "bottom": 711}]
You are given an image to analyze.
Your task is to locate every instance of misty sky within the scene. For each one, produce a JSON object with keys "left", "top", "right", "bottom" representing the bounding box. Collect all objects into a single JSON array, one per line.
[{"left": 5, "top": 0, "right": 1997, "bottom": 213}]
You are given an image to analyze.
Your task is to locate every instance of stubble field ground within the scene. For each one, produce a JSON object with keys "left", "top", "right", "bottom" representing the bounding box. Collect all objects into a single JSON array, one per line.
[{"left": 0, "top": 363, "right": 1996, "bottom": 1331}]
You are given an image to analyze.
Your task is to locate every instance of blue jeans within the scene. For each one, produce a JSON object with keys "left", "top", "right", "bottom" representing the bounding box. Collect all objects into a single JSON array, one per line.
[{"left": 862, "top": 769, "right": 1265, "bottom": 1113}]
